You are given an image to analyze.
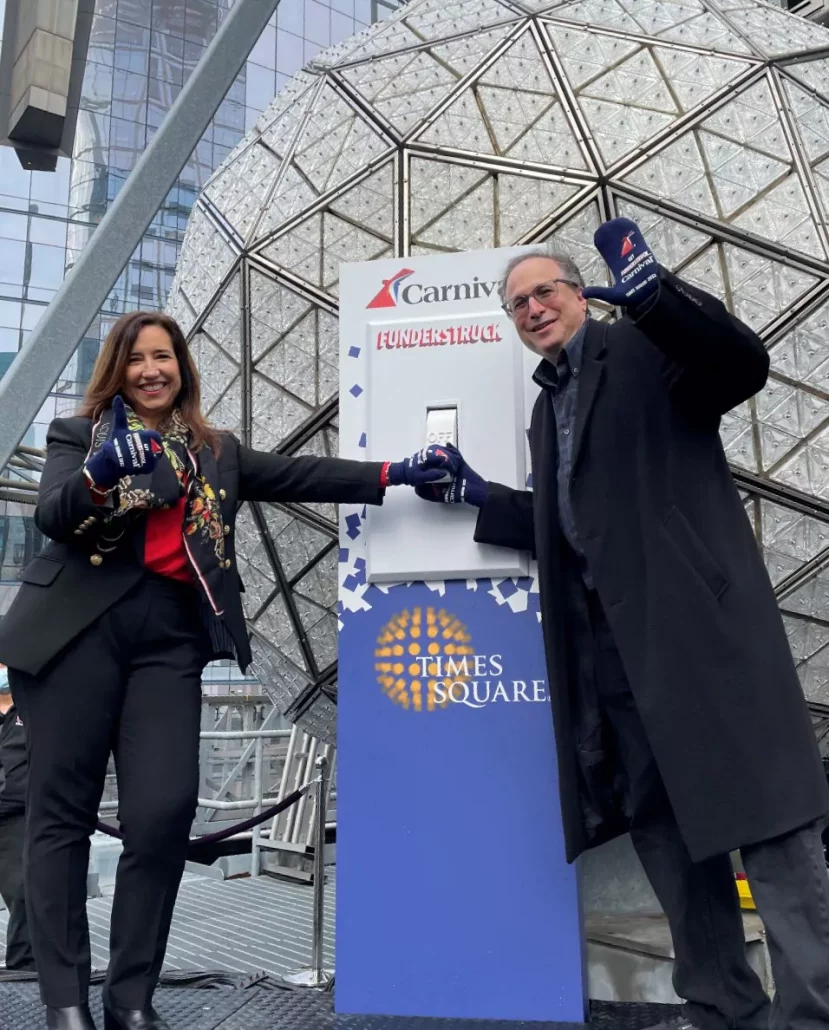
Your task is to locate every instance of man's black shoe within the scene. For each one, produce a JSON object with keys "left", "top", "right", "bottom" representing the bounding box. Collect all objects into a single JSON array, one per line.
[
  {"left": 45, "top": 1005, "right": 98, "bottom": 1030},
  {"left": 103, "top": 1006, "right": 171, "bottom": 1030}
]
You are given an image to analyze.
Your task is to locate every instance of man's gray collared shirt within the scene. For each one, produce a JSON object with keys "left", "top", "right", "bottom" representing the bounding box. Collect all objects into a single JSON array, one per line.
[{"left": 532, "top": 318, "right": 590, "bottom": 571}]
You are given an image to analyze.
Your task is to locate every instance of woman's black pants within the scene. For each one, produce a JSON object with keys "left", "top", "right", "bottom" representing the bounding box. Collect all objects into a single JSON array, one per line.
[{"left": 9, "top": 574, "right": 207, "bottom": 1010}]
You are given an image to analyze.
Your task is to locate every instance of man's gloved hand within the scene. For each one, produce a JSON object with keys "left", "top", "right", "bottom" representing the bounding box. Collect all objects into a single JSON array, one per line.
[
  {"left": 84, "top": 395, "right": 163, "bottom": 490},
  {"left": 415, "top": 445, "right": 488, "bottom": 508},
  {"left": 384, "top": 445, "right": 462, "bottom": 489},
  {"left": 581, "top": 218, "right": 659, "bottom": 307}
]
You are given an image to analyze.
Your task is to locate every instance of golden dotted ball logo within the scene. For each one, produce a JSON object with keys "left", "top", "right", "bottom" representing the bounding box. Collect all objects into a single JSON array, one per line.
[{"left": 374, "top": 606, "right": 475, "bottom": 712}]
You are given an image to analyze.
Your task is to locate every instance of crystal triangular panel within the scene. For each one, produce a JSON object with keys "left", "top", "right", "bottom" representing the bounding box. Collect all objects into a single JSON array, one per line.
[
  {"left": 505, "top": 101, "right": 590, "bottom": 168},
  {"left": 545, "top": 0, "right": 642, "bottom": 33},
  {"left": 254, "top": 165, "right": 319, "bottom": 243},
  {"left": 200, "top": 269, "right": 243, "bottom": 361},
  {"left": 656, "top": 10, "right": 753, "bottom": 53},
  {"left": 328, "top": 163, "right": 395, "bottom": 238},
  {"left": 782, "top": 80, "right": 829, "bottom": 164},
  {"left": 580, "top": 48, "right": 678, "bottom": 114},
  {"left": 700, "top": 79, "right": 791, "bottom": 161},
  {"left": 650, "top": 46, "right": 753, "bottom": 113},
  {"left": 256, "top": 326, "right": 317, "bottom": 408},
  {"left": 189, "top": 332, "right": 239, "bottom": 412},
  {"left": 478, "top": 30, "right": 557, "bottom": 94},
  {"left": 769, "top": 299, "right": 829, "bottom": 386},
  {"left": 416, "top": 177, "right": 496, "bottom": 251},
  {"left": 722, "top": 243, "right": 818, "bottom": 333},
  {"left": 401, "top": 0, "right": 518, "bottom": 41},
  {"left": 428, "top": 24, "right": 518, "bottom": 80},
  {"left": 697, "top": 130, "right": 790, "bottom": 219},
  {"left": 617, "top": 0, "right": 706, "bottom": 35},
  {"left": 580, "top": 96, "right": 675, "bottom": 166},
  {"left": 623, "top": 134, "right": 717, "bottom": 216},
  {"left": 251, "top": 374, "right": 313, "bottom": 451},
  {"left": 341, "top": 49, "right": 457, "bottom": 137},
  {"left": 785, "top": 58, "right": 829, "bottom": 104},
  {"left": 732, "top": 173, "right": 826, "bottom": 260},
  {"left": 205, "top": 142, "right": 282, "bottom": 242},
  {"left": 544, "top": 23, "right": 641, "bottom": 92},
  {"left": 716, "top": 2, "right": 829, "bottom": 58},
  {"left": 417, "top": 87, "right": 496, "bottom": 155},
  {"left": 249, "top": 271, "right": 315, "bottom": 362},
  {"left": 719, "top": 406, "right": 758, "bottom": 471},
  {"left": 261, "top": 214, "right": 323, "bottom": 287},
  {"left": 477, "top": 85, "right": 557, "bottom": 154},
  {"left": 292, "top": 85, "right": 392, "bottom": 195},
  {"left": 409, "top": 159, "right": 490, "bottom": 235},
  {"left": 322, "top": 214, "right": 392, "bottom": 294},
  {"left": 207, "top": 375, "right": 242, "bottom": 436},
  {"left": 497, "top": 173, "right": 582, "bottom": 244},
  {"left": 540, "top": 201, "right": 609, "bottom": 288}
]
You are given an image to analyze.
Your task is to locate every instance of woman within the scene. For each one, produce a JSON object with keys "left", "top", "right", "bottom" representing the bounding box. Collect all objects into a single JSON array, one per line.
[{"left": 0, "top": 311, "right": 447, "bottom": 1030}]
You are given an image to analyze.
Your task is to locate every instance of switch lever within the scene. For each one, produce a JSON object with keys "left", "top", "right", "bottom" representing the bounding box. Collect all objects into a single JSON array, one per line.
[{"left": 425, "top": 406, "right": 458, "bottom": 484}]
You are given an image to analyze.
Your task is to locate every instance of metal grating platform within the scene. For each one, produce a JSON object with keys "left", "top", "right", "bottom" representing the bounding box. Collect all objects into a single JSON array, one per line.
[
  {"left": 0, "top": 984, "right": 683, "bottom": 1030},
  {"left": 0, "top": 873, "right": 335, "bottom": 977},
  {"left": 0, "top": 871, "right": 686, "bottom": 1027}
]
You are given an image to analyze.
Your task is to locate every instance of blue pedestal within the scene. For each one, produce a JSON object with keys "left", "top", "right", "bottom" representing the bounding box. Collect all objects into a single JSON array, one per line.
[{"left": 337, "top": 579, "right": 585, "bottom": 1023}]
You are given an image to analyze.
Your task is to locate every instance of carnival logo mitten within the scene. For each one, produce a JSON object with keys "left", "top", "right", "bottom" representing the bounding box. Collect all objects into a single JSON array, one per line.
[
  {"left": 415, "top": 444, "right": 488, "bottom": 507},
  {"left": 581, "top": 218, "right": 659, "bottom": 307},
  {"left": 384, "top": 444, "right": 462, "bottom": 488},
  {"left": 84, "top": 395, "right": 163, "bottom": 490}
]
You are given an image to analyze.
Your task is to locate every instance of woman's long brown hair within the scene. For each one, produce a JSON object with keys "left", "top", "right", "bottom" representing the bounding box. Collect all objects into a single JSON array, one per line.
[{"left": 78, "top": 311, "right": 219, "bottom": 453}]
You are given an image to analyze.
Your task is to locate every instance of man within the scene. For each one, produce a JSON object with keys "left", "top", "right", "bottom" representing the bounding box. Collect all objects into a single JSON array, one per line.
[
  {"left": 420, "top": 219, "right": 829, "bottom": 1030},
  {"left": 0, "top": 662, "right": 34, "bottom": 973}
]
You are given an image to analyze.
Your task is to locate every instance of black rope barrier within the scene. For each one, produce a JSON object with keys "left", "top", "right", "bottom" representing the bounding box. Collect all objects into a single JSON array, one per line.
[
  {"left": 0, "top": 968, "right": 316, "bottom": 991},
  {"left": 94, "top": 784, "right": 311, "bottom": 855}
]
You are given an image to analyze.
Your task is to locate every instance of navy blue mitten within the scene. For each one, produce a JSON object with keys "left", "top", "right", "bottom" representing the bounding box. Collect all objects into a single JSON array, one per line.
[
  {"left": 581, "top": 218, "right": 659, "bottom": 307},
  {"left": 84, "top": 395, "right": 163, "bottom": 490},
  {"left": 384, "top": 445, "right": 461, "bottom": 489},
  {"left": 415, "top": 445, "right": 488, "bottom": 508}
]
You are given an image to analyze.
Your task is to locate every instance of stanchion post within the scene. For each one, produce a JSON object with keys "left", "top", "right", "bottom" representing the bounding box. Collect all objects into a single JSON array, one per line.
[
  {"left": 283, "top": 755, "right": 333, "bottom": 988},
  {"left": 250, "top": 736, "right": 264, "bottom": 878},
  {"left": 311, "top": 754, "right": 328, "bottom": 981}
]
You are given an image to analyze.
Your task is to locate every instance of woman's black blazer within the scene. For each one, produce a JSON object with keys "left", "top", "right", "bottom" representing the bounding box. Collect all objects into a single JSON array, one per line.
[{"left": 0, "top": 417, "right": 384, "bottom": 676}]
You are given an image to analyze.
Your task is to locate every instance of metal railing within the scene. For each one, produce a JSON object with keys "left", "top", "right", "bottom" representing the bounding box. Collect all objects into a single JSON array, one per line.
[
  {"left": 0, "top": 445, "right": 46, "bottom": 505},
  {"left": 97, "top": 723, "right": 334, "bottom": 881}
]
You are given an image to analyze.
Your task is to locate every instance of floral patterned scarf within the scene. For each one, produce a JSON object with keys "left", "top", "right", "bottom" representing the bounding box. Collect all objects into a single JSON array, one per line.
[{"left": 89, "top": 403, "right": 228, "bottom": 614}]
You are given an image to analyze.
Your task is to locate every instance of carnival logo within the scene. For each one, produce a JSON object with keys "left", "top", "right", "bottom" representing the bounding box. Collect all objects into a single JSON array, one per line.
[
  {"left": 366, "top": 268, "right": 415, "bottom": 309},
  {"left": 374, "top": 606, "right": 548, "bottom": 713},
  {"left": 621, "top": 231, "right": 635, "bottom": 258},
  {"left": 366, "top": 270, "right": 499, "bottom": 310}
]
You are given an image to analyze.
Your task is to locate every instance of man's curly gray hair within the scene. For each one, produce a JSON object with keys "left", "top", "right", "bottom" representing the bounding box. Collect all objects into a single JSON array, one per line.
[{"left": 497, "top": 247, "right": 585, "bottom": 305}]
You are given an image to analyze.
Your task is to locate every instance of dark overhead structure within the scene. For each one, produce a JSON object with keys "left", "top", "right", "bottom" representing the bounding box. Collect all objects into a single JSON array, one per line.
[{"left": 0, "top": 0, "right": 96, "bottom": 169}]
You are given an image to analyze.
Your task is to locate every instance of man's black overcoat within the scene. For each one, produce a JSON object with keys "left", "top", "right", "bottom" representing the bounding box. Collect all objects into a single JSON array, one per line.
[{"left": 474, "top": 269, "right": 829, "bottom": 863}]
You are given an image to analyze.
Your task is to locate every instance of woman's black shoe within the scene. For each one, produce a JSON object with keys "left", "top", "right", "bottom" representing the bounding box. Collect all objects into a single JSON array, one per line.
[
  {"left": 45, "top": 1005, "right": 98, "bottom": 1030},
  {"left": 103, "top": 1006, "right": 171, "bottom": 1030}
]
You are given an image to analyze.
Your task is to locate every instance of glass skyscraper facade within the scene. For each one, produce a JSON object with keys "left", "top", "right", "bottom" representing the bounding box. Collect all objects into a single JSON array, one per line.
[{"left": 0, "top": 0, "right": 400, "bottom": 614}]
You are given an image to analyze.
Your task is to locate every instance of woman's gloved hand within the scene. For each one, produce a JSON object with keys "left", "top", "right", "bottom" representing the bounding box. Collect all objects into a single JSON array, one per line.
[
  {"left": 84, "top": 395, "right": 163, "bottom": 491},
  {"left": 382, "top": 445, "right": 462, "bottom": 489},
  {"left": 415, "top": 444, "right": 488, "bottom": 507}
]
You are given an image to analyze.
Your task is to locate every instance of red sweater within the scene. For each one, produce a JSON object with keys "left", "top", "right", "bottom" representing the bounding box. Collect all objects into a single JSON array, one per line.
[{"left": 144, "top": 494, "right": 191, "bottom": 583}]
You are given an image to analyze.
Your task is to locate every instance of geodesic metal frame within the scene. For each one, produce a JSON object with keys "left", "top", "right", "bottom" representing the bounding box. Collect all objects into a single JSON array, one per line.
[{"left": 168, "top": 0, "right": 829, "bottom": 745}]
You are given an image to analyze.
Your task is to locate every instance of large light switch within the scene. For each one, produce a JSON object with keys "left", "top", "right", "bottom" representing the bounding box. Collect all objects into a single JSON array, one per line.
[
  {"left": 341, "top": 249, "right": 535, "bottom": 584},
  {"left": 425, "top": 406, "right": 458, "bottom": 482},
  {"left": 364, "top": 328, "right": 528, "bottom": 582}
]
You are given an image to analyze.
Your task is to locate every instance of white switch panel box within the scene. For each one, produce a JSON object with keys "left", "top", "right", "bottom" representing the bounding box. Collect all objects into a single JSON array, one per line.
[{"left": 341, "top": 250, "right": 533, "bottom": 584}]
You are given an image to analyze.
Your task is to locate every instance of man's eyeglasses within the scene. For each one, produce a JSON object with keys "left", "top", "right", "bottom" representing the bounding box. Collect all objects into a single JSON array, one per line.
[{"left": 502, "top": 279, "right": 582, "bottom": 320}]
